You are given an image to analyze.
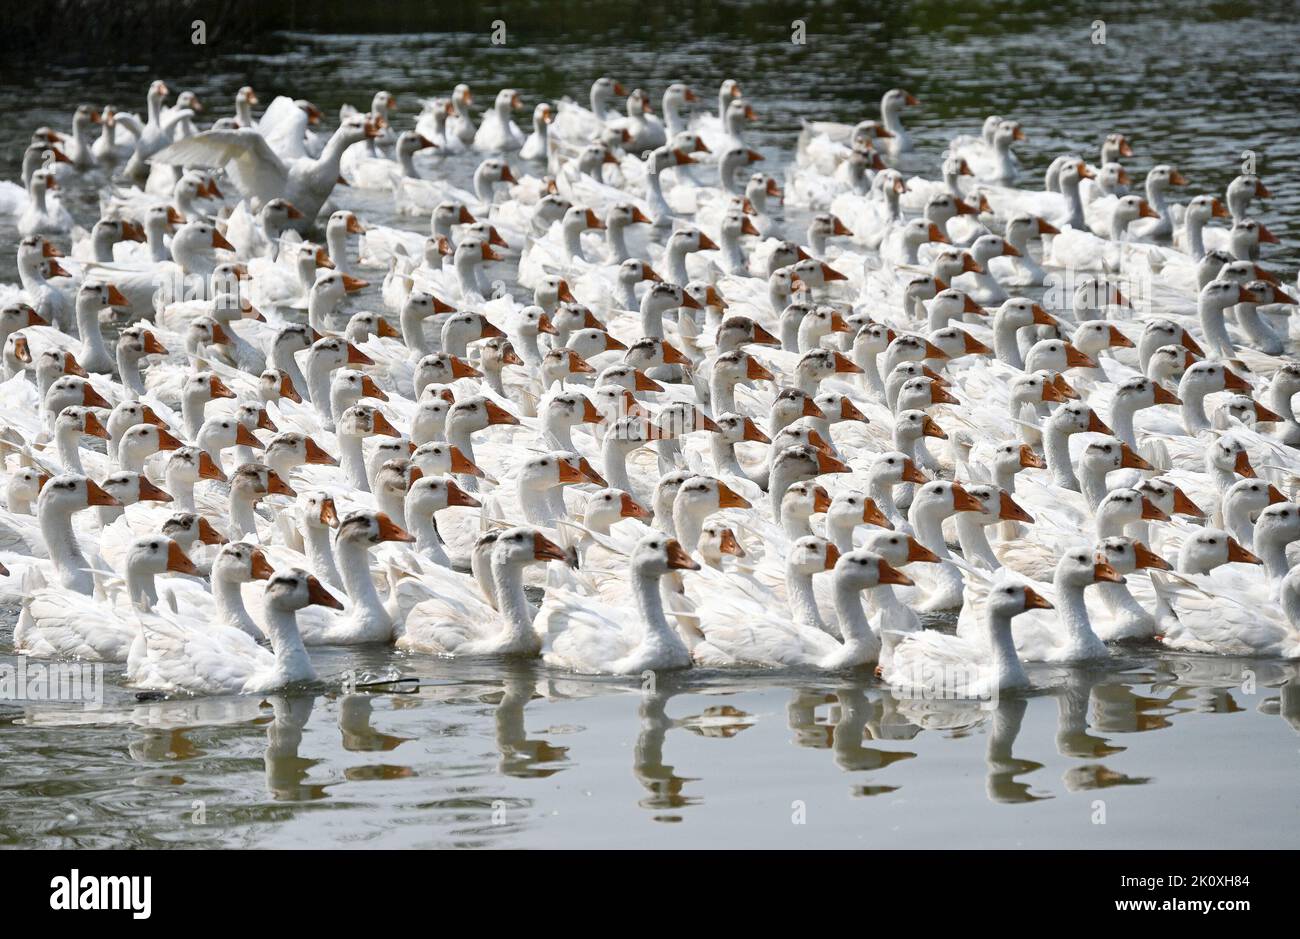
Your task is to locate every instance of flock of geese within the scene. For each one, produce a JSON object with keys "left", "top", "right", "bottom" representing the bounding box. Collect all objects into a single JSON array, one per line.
[{"left": 0, "top": 74, "right": 1298, "bottom": 703}]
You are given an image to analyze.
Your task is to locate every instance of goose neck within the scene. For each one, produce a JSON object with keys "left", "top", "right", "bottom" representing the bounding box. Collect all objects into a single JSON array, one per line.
[
  {"left": 41, "top": 503, "right": 89, "bottom": 593},
  {"left": 492, "top": 556, "right": 536, "bottom": 645},
  {"left": 338, "top": 433, "right": 370, "bottom": 492},
  {"left": 632, "top": 565, "right": 689, "bottom": 658},
  {"left": 788, "top": 566, "right": 825, "bottom": 631},
  {"left": 987, "top": 610, "right": 1029, "bottom": 688},
  {"left": 263, "top": 604, "right": 317, "bottom": 685},
  {"left": 832, "top": 577, "right": 879, "bottom": 655},
  {"left": 1043, "top": 423, "right": 1080, "bottom": 490}
]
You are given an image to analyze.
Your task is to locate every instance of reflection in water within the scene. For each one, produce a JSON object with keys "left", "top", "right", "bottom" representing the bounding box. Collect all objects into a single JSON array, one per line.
[
  {"left": 985, "top": 697, "right": 1049, "bottom": 805},
  {"left": 828, "top": 688, "right": 916, "bottom": 776},
  {"left": 265, "top": 696, "right": 330, "bottom": 802},
  {"left": 493, "top": 675, "right": 568, "bottom": 778}
]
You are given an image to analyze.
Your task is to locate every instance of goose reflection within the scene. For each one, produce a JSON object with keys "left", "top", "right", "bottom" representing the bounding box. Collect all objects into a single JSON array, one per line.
[
  {"left": 337, "top": 693, "right": 416, "bottom": 782},
  {"left": 264, "top": 694, "right": 330, "bottom": 801},
  {"left": 632, "top": 682, "right": 753, "bottom": 816},
  {"left": 827, "top": 686, "right": 916, "bottom": 776},
  {"left": 985, "top": 696, "right": 1050, "bottom": 804},
  {"left": 493, "top": 673, "right": 568, "bottom": 778},
  {"left": 1050, "top": 669, "right": 1155, "bottom": 792}
]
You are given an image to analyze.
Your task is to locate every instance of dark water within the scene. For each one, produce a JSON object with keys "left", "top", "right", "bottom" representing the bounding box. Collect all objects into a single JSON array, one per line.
[{"left": 3, "top": 5, "right": 1300, "bottom": 847}]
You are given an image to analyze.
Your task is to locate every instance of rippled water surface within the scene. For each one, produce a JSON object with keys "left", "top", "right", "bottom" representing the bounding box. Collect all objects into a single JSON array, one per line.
[{"left": 2, "top": 4, "right": 1300, "bottom": 847}]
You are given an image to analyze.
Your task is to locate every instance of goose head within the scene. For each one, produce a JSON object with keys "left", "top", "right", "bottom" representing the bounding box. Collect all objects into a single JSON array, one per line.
[
  {"left": 45, "top": 375, "right": 110, "bottom": 418},
  {"left": 894, "top": 408, "right": 948, "bottom": 449},
  {"left": 168, "top": 445, "right": 226, "bottom": 485},
  {"left": 211, "top": 541, "right": 274, "bottom": 585},
  {"left": 1024, "top": 337, "right": 1097, "bottom": 375},
  {"left": 180, "top": 371, "right": 236, "bottom": 411},
  {"left": 1072, "top": 319, "right": 1134, "bottom": 358},
  {"left": 1203, "top": 433, "right": 1255, "bottom": 480},
  {"left": 717, "top": 316, "right": 781, "bottom": 353},
  {"left": 896, "top": 376, "right": 959, "bottom": 413},
  {"left": 773, "top": 386, "right": 826, "bottom": 428},
  {"left": 1218, "top": 392, "right": 1282, "bottom": 427},
  {"left": 1138, "top": 477, "right": 1205, "bottom": 520},
  {"left": 1096, "top": 536, "right": 1170, "bottom": 577},
  {"left": 584, "top": 487, "right": 650, "bottom": 530},
  {"left": 230, "top": 463, "right": 295, "bottom": 504},
  {"left": 1080, "top": 435, "right": 1152, "bottom": 476},
  {"left": 118, "top": 421, "right": 182, "bottom": 465},
  {"left": 7, "top": 465, "right": 50, "bottom": 509},
  {"left": 163, "top": 512, "right": 227, "bottom": 548},
  {"left": 491, "top": 526, "right": 569, "bottom": 571},
  {"left": 1098, "top": 487, "right": 1168, "bottom": 529},
  {"left": 414, "top": 351, "right": 480, "bottom": 389},
  {"left": 623, "top": 336, "right": 690, "bottom": 373},
  {"left": 102, "top": 470, "right": 172, "bottom": 507},
  {"left": 963, "top": 483, "right": 1034, "bottom": 525},
  {"left": 1223, "top": 476, "right": 1287, "bottom": 521},
  {"left": 829, "top": 490, "right": 893, "bottom": 532},
  {"left": 991, "top": 440, "right": 1046, "bottom": 481},
  {"left": 697, "top": 522, "right": 746, "bottom": 567},
  {"left": 266, "top": 568, "right": 345, "bottom": 613},
  {"left": 657, "top": 401, "right": 720, "bottom": 439},
  {"left": 55, "top": 404, "right": 109, "bottom": 442},
  {"left": 911, "top": 479, "right": 986, "bottom": 524},
  {"left": 335, "top": 510, "right": 414, "bottom": 550},
  {"left": 38, "top": 473, "right": 119, "bottom": 517},
  {"left": 629, "top": 532, "right": 700, "bottom": 579},
  {"left": 447, "top": 395, "right": 518, "bottom": 436},
  {"left": 127, "top": 535, "right": 196, "bottom": 585},
  {"left": 198, "top": 413, "right": 262, "bottom": 455},
  {"left": 407, "top": 473, "right": 481, "bottom": 524},
  {"left": 1178, "top": 529, "right": 1260, "bottom": 575},
  {"left": 835, "top": 548, "right": 913, "bottom": 592},
  {"left": 298, "top": 491, "right": 339, "bottom": 532},
  {"left": 1056, "top": 545, "right": 1125, "bottom": 589},
  {"left": 1226, "top": 174, "right": 1270, "bottom": 221},
  {"left": 337, "top": 404, "right": 400, "bottom": 444},
  {"left": 1185, "top": 193, "right": 1230, "bottom": 227},
  {"left": 772, "top": 442, "right": 848, "bottom": 485},
  {"left": 118, "top": 325, "right": 168, "bottom": 369},
  {"left": 928, "top": 326, "right": 990, "bottom": 361},
  {"left": 772, "top": 419, "right": 831, "bottom": 457},
  {"left": 1178, "top": 359, "right": 1251, "bottom": 407},
  {"left": 713, "top": 412, "right": 770, "bottom": 448},
  {"left": 264, "top": 432, "right": 335, "bottom": 473},
  {"left": 798, "top": 348, "right": 861, "bottom": 388},
  {"left": 929, "top": 286, "right": 985, "bottom": 322},
  {"left": 814, "top": 391, "right": 868, "bottom": 426},
  {"left": 1147, "top": 345, "right": 1198, "bottom": 385},
  {"left": 853, "top": 320, "right": 896, "bottom": 361},
  {"left": 108, "top": 397, "right": 166, "bottom": 437},
  {"left": 1047, "top": 400, "right": 1111, "bottom": 437}
]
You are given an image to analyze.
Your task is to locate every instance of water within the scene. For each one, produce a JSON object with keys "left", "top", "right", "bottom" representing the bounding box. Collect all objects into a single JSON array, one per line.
[{"left": 3, "top": 5, "right": 1300, "bottom": 848}]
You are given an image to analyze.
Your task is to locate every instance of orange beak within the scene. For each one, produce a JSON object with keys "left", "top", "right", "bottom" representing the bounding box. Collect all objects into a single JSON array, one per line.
[
  {"left": 166, "top": 540, "right": 197, "bottom": 574},
  {"left": 1019, "top": 444, "right": 1046, "bottom": 469}
]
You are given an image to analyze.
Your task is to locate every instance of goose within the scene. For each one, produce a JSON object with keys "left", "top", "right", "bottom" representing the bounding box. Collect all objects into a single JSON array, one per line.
[
  {"left": 956, "top": 547, "right": 1124, "bottom": 662},
  {"left": 18, "top": 170, "right": 73, "bottom": 237},
  {"left": 899, "top": 480, "right": 986, "bottom": 611},
  {"left": 17, "top": 534, "right": 198, "bottom": 662},
  {"left": 398, "top": 526, "right": 566, "bottom": 656},
  {"left": 698, "top": 544, "right": 912, "bottom": 670},
  {"left": 886, "top": 578, "right": 1050, "bottom": 697},
  {"left": 152, "top": 113, "right": 379, "bottom": 227},
  {"left": 133, "top": 568, "right": 339, "bottom": 695},
  {"left": 1154, "top": 506, "right": 1300, "bottom": 657}
]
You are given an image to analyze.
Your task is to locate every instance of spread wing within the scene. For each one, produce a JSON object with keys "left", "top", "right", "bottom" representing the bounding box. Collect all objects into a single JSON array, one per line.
[
  {"left": 153, "top": 129, "right": 287, "bottom": 204},
  {"left": 258, "top": 96, "right": 311, "bottom": 163}
]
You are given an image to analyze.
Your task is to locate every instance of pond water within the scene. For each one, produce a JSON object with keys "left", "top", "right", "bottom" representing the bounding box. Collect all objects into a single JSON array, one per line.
[{"left": 2, "top": 4, "right": 1299, "bottom": 848}]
